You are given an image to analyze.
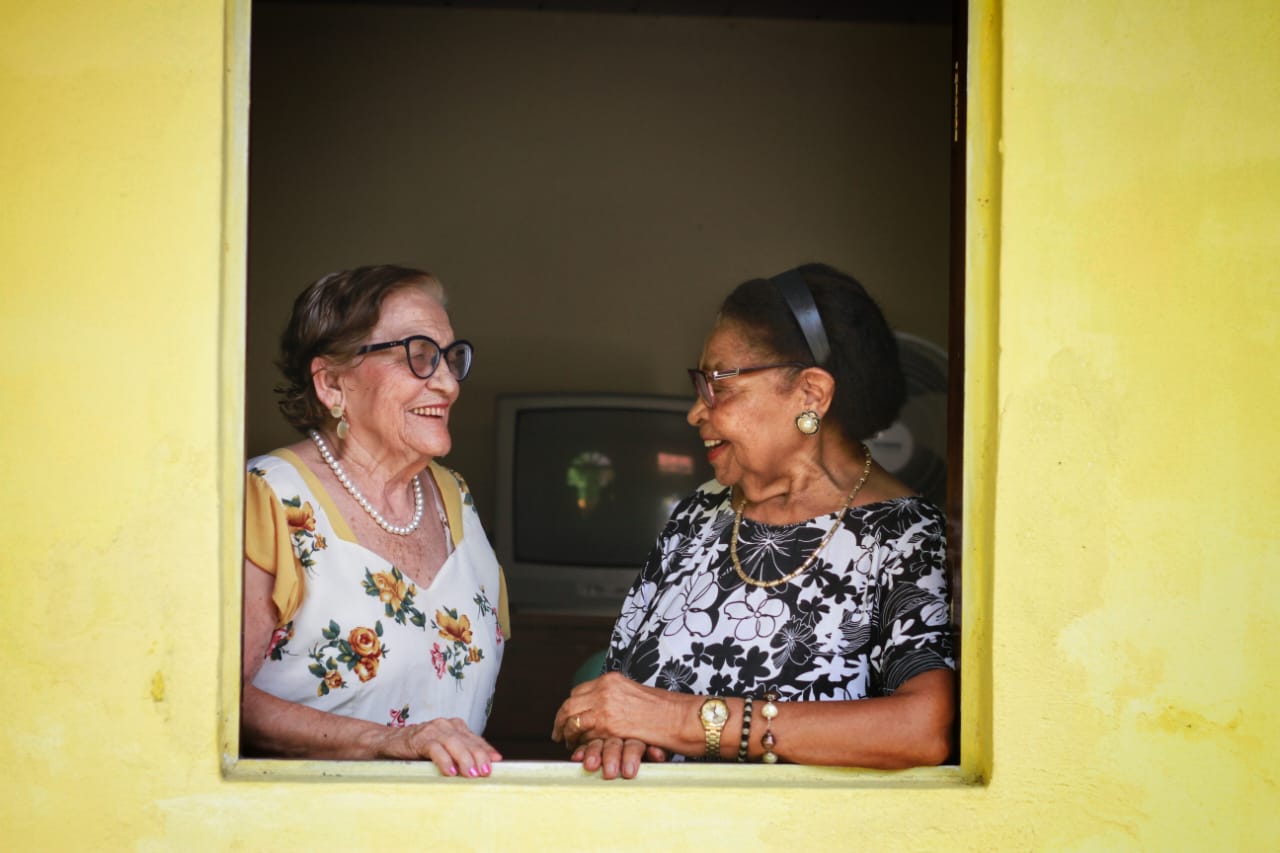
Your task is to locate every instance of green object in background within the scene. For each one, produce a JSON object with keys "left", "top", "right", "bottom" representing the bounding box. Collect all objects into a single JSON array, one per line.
[{"left": 571, "top": 649, "right": 608, "bottom": 686}]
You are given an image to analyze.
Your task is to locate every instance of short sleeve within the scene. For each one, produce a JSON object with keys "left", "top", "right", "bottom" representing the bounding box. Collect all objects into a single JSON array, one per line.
[
  {"left": 244, "top": 470, "right": 306, "bottom": 627},
  {"left": 873, "top": 511, "right": 955, "bottom": 693}
]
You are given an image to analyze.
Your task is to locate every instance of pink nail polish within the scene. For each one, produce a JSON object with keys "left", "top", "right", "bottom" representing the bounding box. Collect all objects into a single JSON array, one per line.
[
  {"left": 447, "top": 764, "right": 458, "bottom": 776},
  {"left": 482, "top": 764, "right": 491, "bottom": 774},
  {"left": 468, "top": 767, "right": 479, "bottom": 777}
]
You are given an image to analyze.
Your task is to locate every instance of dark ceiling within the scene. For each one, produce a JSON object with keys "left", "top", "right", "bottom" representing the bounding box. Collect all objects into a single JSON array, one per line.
[{"left": 261, "top": 0, "right": 954, "bottom": 25}]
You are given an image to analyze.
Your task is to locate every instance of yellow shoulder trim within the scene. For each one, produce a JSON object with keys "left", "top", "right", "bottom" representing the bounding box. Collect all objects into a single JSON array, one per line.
[
  {"left": 425, "top": 463, "right": 510, "bottom": 639},
  {"left": 427, "top": 461, "right": 464, "bottom": 550},
  {"left": 498, "top": 567, "right": 512, "bottom": 641},
  {"left": 276, "top": 447, "right": 357, "bottom": 544}
]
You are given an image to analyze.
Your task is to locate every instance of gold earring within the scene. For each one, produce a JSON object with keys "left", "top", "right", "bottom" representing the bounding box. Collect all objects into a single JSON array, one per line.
[
  {"left": 795, "top": 410, "right": 821, "bottom": 435},
  {"left": 330, "top": 403, "right": 350, "bottom": 440}
]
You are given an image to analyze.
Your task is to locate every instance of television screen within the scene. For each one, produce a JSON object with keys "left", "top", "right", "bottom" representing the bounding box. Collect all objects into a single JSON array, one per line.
[
  {"left": 495, "top": 394, "right": 715, "bottom": 614},
  {"left": 512, "top": 406, "right": 712, "bottom": 567}
]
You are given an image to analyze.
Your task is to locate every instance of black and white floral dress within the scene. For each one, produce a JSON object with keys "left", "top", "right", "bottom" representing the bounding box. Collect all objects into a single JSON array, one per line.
[{"left": 605, "top": 481, "right": 954, "bottom": 702}]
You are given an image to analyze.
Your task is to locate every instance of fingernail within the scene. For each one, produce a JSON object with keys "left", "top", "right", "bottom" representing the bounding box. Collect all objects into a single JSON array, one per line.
[
  {"left": 625, "top": 761, "right": 637, "bottom": 776},
  {"left": 482, "top": 764, "right": 491, "bottom": 774},
  {"left": 447, "top": 764, "right": 458, "bottom": 776},
  {"left": 468, "top": 767, "right": 479, "bottom": 777}
]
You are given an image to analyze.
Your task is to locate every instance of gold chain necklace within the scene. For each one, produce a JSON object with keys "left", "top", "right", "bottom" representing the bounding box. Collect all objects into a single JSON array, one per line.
[{"left": 730, "top": 444, "right": 873, "bottom": 589}]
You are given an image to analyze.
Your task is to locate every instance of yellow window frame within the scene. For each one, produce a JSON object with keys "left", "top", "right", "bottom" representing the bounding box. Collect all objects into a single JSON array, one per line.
[{"left": 217, "top": 0, "right": 1000, "bottom": 787}]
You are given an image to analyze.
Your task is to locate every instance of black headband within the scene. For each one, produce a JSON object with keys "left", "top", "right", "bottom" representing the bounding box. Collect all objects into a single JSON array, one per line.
[{"left": 772, "top": 268, "right": 831, "bottom": 367}]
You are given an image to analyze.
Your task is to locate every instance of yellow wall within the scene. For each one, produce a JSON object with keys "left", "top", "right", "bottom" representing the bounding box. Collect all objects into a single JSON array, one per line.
[{"left": 1, "top": 1, "right": 1276, "bottom": 850}]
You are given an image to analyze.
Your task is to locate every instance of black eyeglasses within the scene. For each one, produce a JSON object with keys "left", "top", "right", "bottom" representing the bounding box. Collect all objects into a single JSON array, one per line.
[
  {"left": 357, "top": 335, "right": 474, "bottom": 381},
  {"left": 687, "top": 362, "right": 807, "bottom": 408}
]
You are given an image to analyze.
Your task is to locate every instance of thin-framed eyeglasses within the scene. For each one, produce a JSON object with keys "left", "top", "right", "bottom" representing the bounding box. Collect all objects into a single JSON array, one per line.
[
  {"left": 687, "top": 362, "right": 807, "bottom": 408},
  {"left": 357, "top": 335, "right": 474, "bottom": 381}
]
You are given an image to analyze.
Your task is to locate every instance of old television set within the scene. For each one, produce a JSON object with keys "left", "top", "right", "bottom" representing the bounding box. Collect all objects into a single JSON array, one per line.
[{"left": 494, "top": 393, "right": 714, "bottom": 616}]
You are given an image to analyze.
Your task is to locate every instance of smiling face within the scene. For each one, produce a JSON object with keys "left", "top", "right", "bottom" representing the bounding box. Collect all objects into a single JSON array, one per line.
[
  {"left": 686, "top": 321, "right": 810, "bottom": 494},
  {"left": 320, "top": 286, "right": 461, "bottom": 466}
]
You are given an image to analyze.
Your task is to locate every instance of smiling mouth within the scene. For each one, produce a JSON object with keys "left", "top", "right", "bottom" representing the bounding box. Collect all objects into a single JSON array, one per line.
[
  {"left": 703, "top": 438, "right": 729, "bottom": 460},
  {"left": 411, "top": 405, "right": 447, "bottom": 418}
]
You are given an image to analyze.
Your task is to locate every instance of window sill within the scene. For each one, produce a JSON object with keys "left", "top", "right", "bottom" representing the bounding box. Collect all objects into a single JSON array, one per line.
[{"left": 224, "top": 757, "right": 980, "bottom": 788}]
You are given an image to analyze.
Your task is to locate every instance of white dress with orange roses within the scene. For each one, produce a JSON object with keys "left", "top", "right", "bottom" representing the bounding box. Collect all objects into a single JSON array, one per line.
[{"left": 246, "top": 450, "right": 506, "bottom": 734}]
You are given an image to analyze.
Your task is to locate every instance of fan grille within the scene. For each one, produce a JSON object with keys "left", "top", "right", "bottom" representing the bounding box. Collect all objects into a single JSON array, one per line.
[{"left": 866, "top": 332, "right": 948, "bottom": 508}]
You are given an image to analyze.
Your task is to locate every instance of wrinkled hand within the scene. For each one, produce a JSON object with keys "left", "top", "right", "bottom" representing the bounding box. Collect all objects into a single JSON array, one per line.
[
  {"left": 375, "top": 716, "right": 502, "bottom": 777},
  {"left": 552, "top": 672, "right": 688, "bottom": 752},
  {"left": 571, "top": 737, "right": 669, "bottom": 780}
]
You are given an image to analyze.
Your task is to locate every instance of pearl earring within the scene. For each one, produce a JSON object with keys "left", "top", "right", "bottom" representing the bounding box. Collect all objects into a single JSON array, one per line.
[
  {"left": 330, "top": 403, "right": 350, "bottom": 440},
  {"left": 795, "top": 410, "right": 821, "bottom": 435}
]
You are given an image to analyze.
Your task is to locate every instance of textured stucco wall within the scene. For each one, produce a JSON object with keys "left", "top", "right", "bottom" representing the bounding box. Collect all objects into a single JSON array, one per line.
[{"left": 1, "top": 0, "right": 1276, "bottom": 849}]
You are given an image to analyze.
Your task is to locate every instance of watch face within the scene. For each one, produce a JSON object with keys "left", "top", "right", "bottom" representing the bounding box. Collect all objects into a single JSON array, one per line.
[{"left": 702, "top": 698, "right": 729, "bottom": 726}]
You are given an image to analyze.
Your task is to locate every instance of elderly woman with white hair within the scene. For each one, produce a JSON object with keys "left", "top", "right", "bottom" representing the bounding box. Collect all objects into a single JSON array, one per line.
[{"left": 242, "top": 265, "right": 507, "bottom": 777}]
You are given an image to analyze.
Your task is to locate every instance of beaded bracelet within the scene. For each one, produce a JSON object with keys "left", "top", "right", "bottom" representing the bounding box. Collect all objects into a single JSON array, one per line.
[
  {"left": 760, "top": 689, "right": 779, "bottom": 763},
  {"left": 736, "top": 696, "right": 753, "bottom": 762}
]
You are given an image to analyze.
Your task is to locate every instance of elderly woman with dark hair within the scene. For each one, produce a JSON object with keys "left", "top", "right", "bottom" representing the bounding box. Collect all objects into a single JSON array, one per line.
[
  {"left": 242, "top": 265, "right": 507, "bottom": 776},
  {"left": 554, "top": 263, "right": 954, "bottom": 778}
]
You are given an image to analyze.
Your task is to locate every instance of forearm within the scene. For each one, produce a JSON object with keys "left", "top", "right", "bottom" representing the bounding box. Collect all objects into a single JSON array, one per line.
[
  {"left": 628, "top": 683, "right": 950, "bottom": 767},
  {"left": 241, "top": 684, "right": 395, "bottom": 760},
  {"left": 725, "top": 670, "right": 955, "bottom": 768},
  {"left": 645, "top": 692, "right": 711, "bottom": 759},
  {"left": 561, "top": 669, "right": 951, "bottom": 768}
]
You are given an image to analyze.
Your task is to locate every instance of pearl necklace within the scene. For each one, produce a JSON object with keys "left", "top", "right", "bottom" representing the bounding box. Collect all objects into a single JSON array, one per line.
[
  {"left": 308, "top": 429, "right": 424, "bottom": 536},
  {"left": 730, "top": 444, "right": 874, "bottom": 589}
]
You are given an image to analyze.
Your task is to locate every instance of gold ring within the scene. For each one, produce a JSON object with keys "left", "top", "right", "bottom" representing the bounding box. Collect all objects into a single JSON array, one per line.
[{"left": 573, "top": 715, "right": 582, "bottom": 730}]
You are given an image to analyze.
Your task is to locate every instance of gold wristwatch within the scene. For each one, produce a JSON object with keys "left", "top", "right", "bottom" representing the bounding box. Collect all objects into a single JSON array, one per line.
[{"left": 699, "top": 697, "right": 730, "bottom": 760}]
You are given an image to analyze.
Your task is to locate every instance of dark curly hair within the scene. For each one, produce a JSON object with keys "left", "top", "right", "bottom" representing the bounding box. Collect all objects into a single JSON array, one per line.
[
  {"left": 275, "top": 265, "right": 446, "bottom": 432},
  {"left": 718, "top": 262, "right": 905, "bottom": 444}
]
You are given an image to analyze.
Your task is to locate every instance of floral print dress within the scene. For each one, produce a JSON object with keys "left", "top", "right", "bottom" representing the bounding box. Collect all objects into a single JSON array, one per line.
[
  {"left": 605, "top": 481, "right": 954, "bottom": 704},
  {"left": 246, "top": 450, "right": 505, "bottom": 734}
]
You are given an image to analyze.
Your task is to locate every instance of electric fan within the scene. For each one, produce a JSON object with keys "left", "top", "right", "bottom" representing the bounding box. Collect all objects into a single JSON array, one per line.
[{"left": 865, "top": 332, "right": 950, "bottom": 509}]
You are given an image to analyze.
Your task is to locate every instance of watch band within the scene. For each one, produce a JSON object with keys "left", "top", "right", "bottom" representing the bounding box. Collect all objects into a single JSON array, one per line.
[
  {"left": 700, "top": 698, "right": 729, "bottom": 760},
  {"left": 705, "top": 719, "right": 723, "bottom": 759}
]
